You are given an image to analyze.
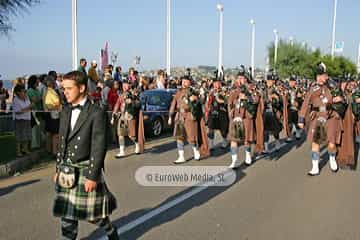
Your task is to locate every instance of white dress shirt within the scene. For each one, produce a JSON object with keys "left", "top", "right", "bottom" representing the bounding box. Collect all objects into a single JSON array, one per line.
[{"left": 71, "top": 97, "right": 87, "bottom": 131}]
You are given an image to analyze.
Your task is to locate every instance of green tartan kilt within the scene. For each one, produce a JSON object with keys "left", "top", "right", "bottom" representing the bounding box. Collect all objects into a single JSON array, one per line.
[{"left": 53, "top": 168, "right": 117, "bottom": 221}]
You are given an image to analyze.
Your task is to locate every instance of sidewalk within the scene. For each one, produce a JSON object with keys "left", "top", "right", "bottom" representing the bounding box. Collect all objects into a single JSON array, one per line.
[{"left": 0, "top": 149, "right": 54, "bottom": 178}]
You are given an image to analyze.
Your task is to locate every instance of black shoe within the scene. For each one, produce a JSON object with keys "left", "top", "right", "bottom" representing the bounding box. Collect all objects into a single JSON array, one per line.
[{"left": 108, "top": 230, "right": 120, "bottom": 240}]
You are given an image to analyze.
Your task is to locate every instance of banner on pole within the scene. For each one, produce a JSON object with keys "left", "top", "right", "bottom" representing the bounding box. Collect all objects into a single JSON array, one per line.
[
  {"left": 101, "top": 42, "right": 109, "bottom": 71},
  {"left": 334, "top": 41, "right": 344, "bottom": 53}
]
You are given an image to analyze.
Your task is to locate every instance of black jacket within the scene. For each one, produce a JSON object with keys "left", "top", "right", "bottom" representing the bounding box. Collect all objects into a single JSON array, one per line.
[{"left": 56, "top": 100, "right": 106, "bottom": 181}]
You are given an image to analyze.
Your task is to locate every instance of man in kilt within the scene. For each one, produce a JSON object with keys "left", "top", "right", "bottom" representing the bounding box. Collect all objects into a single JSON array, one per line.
[
  {"left": 168, "top": 74, "right": 210, "bottom": 164},
  {"left": 205, "top": 73, "right": 229, "bottom": 151},
  {"left": 111, "top": 79, "right": 145, "bottom": 158},
  {"left": 298, "top": 62, "right": 345, "bottom": 176},
  {"left": 287, "top": 75, "right": 303, "bottom": 141},
  {"left": 227, "top": 66, "right": 264, "bottom": 168},
  {"left": 53, "top": 71, "right": 119, "bottom": 240},
  {"left": 262, "top": 72, "right": 289, "bottom": 153}
]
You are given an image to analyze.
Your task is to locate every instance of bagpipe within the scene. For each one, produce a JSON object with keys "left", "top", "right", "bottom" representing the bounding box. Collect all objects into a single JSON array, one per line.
[
  {"left": 124, "top": 88, "right": 141, "bottom": 118},
  {"left": 183, "top": 86, "right": 202, "bottom": 121},
  {"left": 230, "top": 84, "right": 258, "bottom": 117},
  {"left": 329, "top": 85, "right": 347, "bottom": 119},
  {"left": 352, "top": 89, "right": 360, "bottom": 121}
]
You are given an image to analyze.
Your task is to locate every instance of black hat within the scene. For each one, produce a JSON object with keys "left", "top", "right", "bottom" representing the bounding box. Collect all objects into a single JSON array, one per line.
[
  {"left": 315, "top": 62, "right": 327, "bottom": 75},
  {"left": 289, "top": 75, "right": 296, "bottom": 81},
  {"left": 214, "top": 69, "right": 225, "bottom": 83},
  {"left": 267, "top": 73, "right": 277, "bottom": 81},
  {"left": 237, "top": 65, "right": 246, "bottom": 77},
  {"left": 181, "top": 74, "right": 192, "bottom": 82},
  {"left": 344, "top": 73, "right": 355, "bottom": 82},
  {"left": 237, "top": 65, "right": 251, "bottom": 81}
]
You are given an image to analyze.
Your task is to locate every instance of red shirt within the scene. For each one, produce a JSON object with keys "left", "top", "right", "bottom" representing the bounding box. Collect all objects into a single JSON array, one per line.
[{"left": 108, "top": 89, "right": 119, "bottom": 111}]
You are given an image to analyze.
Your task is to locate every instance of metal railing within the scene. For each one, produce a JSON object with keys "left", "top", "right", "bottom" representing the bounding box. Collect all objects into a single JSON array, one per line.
[{"left": 0, "top": 114, "right": 14, "bottom": 134}]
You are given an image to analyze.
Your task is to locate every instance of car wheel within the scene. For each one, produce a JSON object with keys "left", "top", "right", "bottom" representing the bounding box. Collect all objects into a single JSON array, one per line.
[{"left": 152, "top": 118, "right": 163, "bottom": 137}]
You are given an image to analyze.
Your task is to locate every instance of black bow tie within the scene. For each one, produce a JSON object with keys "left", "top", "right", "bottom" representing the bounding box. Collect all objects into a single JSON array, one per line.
[{"left": 71, "top": 104, "right": 84, "bottom": 111}]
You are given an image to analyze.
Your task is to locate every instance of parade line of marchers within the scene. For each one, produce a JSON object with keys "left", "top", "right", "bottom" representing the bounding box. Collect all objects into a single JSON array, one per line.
[{"left": 44, "top": 61, "right": 360, "bottom": 239}]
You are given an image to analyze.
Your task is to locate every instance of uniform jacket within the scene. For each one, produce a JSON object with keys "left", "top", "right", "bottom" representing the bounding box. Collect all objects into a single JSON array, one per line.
[{"left": 56, "top": 100, "right": 106, "bottom": 181}]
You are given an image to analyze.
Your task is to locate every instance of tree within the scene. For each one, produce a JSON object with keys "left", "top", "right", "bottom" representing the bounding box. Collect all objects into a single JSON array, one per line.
[
  {"left": 268, "top": 39, "right": 357, "bottom": 80},
  {"left": 0, "top": 0, "right": 40, "bottom": 36}
]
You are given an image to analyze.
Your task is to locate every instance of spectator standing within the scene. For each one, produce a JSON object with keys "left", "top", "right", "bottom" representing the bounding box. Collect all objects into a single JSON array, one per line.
[
  {"left": 114, "top": 66, "right": 122, "bottom": 82},
  {"left": 27, "top": 75, "right": 43, "bottom": 149},
  {"left": 43, "top": 75, "right": 61, "bottom": 156},
  {"left": 108, "top": 80, "right": 120, "bottom": 111},
  {"left": 37, "top": 74, "right": 47, "bottom": 98},
  {"left": 156, "top": 70, "right": 166, "bottom": 89},
  {"left": 88, "top": 60, "right": 99, "bottom": 96},
  {"left": 0, "top": 80, "right": 9, "bottom": 111},
  {"left": 77, "top": 58, "right": 88, "bottom": 78},
  {"left": 12, "top": 85, "right": 32, "bottom": 157},
  {"left": 128, "top": 67, "right": 138, "bottom": 88}
]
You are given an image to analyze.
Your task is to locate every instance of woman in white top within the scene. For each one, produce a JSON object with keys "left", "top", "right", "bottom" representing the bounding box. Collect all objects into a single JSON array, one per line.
[{"left": 12, "top": 84, "right": 32, "bottom": 157}]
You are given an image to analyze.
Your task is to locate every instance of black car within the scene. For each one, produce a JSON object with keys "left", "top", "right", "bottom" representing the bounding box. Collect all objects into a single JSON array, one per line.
[{"left": 140, "top": 89, "right": 177, "bottom": 137}]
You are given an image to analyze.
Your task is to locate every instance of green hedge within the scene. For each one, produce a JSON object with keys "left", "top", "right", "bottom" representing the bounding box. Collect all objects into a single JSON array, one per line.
[{"left": 0, "top": 133, "right": 16, "bottom": 164}]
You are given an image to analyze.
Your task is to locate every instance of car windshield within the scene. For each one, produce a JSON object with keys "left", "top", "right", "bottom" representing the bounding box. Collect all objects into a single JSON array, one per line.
[{"left": 141, "top": 92, "right": 168, "bottom": 106}]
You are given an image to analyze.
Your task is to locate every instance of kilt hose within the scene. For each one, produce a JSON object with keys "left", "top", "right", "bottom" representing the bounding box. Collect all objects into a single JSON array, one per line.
[{"left": 53, "top": 168, "right": 117, "bottom": 221}]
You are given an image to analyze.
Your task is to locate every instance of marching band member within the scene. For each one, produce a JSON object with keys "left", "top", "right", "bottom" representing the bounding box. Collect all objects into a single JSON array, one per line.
[
  {"left": 168, "top": 74, "right": 210, "bottom": 164},
  {"left": 227, "top": 66, "right": 264, "bottom": 168},
  {"left": 287, "top": 75, "right": 303, "bottom": 141},
  {"left": 111, "top": 79, "right": 145, "bottom": 158},
  {"left": 206, "top": 73, "right": 229, "bottom": 150},
  {"left": 262, "top": 72, "right": 289, "bottom": 153},
  {"left": 298, "top": 62, "right": 345, "bottom": 175}
]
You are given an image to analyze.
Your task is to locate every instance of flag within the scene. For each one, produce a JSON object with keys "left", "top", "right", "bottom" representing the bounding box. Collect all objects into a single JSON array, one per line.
[{"left": 101, "top": 42, "right": 109, "bottom": 71}]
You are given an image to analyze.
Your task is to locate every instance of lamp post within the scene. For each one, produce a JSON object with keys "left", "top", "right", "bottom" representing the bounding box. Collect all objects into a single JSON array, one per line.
[
  {"left": 331, "top": 0, "right": 338, "bottom": 58},
  {"left": 166, "top": 0, "right": 171, "bottom": 76},
  {"left": 72, "top": 0, "right": 78, "bottom": 70},
  {"left": 111, "top": 52, "right": 119, "bottom": 67},
  {"left": 217, "top": 3, "right": 224, "bottom": 78},
  {"left": 250, "top": 19, "right": 255, "bottom": 78},
  {"left": 357, "top": 42, "right": 360, "bottom": 73},
  {"left": 273, "top": 29, "right": 279, "bottom": 69}
]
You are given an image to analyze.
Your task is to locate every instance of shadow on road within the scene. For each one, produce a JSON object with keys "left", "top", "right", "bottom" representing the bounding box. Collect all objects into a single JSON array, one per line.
[
  {"left": 150, "top": 141, "right": 177, "bottom": 154},
  {"left": 270, "top": 136, "right": 306, "bottom": 161},
  {"left": 0, "top": 179, "right": 41, "bottom": 197},
  {"left": 85, "top": 170, "right": 246, "bottom": 240}
]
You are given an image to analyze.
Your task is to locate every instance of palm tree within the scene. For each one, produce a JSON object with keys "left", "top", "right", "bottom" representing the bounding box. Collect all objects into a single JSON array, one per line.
[{"left": 0, "top": 0, "right": 40, "bottom": 35}]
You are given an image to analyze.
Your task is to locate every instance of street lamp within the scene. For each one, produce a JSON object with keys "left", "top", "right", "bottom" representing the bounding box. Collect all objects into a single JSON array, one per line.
[
  {"left": 331, "top": 0, "right": 338, "bottom": 58},
  {"left": 250, "top": 19, "right": 255, "bottom": 79},
  {"left": 166, "top": 0, "right": 171, "bottom": 76},
  {"left": 134, "top": 56, "right": 141, "bottom": 69},
  {"left": 72, "top": 0, "right": 78, "bottom": 70},
  {"left": 357, "top": 43, "right": 360, "bottom": 73},
  {"left": 111, "top": 52, "right": 119, "bottom": 67},
  {"left": 273, "top": 29, "right": 279, "bottom": 69},
  {"left": 217, "top": 3, "right": 224, "bottom": 78}
]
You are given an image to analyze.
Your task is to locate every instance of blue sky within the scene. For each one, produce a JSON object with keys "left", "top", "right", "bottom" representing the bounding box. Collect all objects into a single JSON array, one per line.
[{"left": 1, "top": 0, "right": 359, "bottom": 79}]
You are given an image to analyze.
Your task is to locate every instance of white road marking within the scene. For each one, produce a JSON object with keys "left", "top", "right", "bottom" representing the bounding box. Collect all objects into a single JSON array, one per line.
[
  {"left": 98, "top": 171, "right": 235, "bottom": 239},
  {"left": 98, "top": 139, "right": 293, "bottom": 239}
]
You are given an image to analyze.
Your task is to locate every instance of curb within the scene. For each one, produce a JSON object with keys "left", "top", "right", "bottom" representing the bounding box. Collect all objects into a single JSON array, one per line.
[
  {"left": 0, "top": 135, "right": 174, "bottom": 179},
  {"left": 0, "top": 150, "right": 52, "bottom": 178}
]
